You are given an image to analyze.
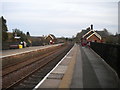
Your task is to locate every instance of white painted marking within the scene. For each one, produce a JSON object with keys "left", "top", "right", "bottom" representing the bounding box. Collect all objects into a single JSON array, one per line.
[
  {"left": 82, "top": 47, "right": 85, "bottom": 49},
  {"left": 33, "top": 44, "right": 75, "bottom": 90}
]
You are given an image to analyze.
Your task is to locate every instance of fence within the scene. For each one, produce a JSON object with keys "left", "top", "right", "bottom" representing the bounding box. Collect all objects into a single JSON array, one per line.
[
  {"left": 2, "top": 41, "right": 44, "bottom": 50},
  {"left": 2, "top": 41, "right": 20, "bottom": 50},
  {"left": 90, "top": 42, "right": 120, "bottom": 77}
]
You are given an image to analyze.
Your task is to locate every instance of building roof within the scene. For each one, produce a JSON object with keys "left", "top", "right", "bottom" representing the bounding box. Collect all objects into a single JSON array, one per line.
[
  {"left": 83, "top": 30, "right": 94, "bottom": 38},
  {"left": 30, "top": 36, "right": 44, "bottom": 42},
  {"left": 45, "top": 34, "right": 56, "bottom": 40},
  {"left": 95, "top": 30, "right": 110, "bottom": 37},
  {"left": 76, "top": 29, "right": 90, "bottom": 38},
  {"left": 77, "top": 29, "right": 109, "bottom": 39},
  {"left": 83, "top": 30, "right": 102, "bottom": 40},
  {"left": 86, "top": 32, "right": 102, "bottom": 40}
]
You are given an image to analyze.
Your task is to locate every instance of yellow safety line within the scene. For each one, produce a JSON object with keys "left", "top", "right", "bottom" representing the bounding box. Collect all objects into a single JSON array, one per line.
[{"left": 59, "top": 45, "right": 78, "bottom": 88}]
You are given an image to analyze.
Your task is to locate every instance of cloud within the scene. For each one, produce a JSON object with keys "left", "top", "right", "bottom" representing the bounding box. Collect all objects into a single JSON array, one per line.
[
  {"left": 2, "top": 0, "right": 120, "bottom": 3},
  {"left": 2, "top": 0, "right": 119, "bottom": 37}
]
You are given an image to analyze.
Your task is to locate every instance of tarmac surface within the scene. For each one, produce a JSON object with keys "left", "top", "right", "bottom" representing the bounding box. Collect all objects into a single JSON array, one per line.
[{"left": 33, "top": 44, "right": 119, "bottom": 89}]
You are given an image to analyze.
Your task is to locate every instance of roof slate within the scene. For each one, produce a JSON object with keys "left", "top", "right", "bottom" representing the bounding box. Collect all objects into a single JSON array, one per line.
[
  {"left": 95, "top": 31, "right": 109, "bottom": 37},
  {"left": 76, "top": 29, "right": 110, "bottom": 41}
]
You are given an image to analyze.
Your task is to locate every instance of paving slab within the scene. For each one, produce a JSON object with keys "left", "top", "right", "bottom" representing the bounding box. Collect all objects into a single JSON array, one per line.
[
  {"left": 52, "top": 65, "right": 68, "bottom": 74},
  {"left": 59, "top": 58, "right": 71, "bottom": 65},
  {"left": 47, "top": 73, "right": 64, "bottom": 79},
  {"left": 37, "top": 79, "right": 61, "bottom": 88}
]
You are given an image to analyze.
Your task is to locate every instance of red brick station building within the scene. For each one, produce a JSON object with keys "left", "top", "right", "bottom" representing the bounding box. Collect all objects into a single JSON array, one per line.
[{"left": 76, "top": 24, "right": 110, "bottom": 45}]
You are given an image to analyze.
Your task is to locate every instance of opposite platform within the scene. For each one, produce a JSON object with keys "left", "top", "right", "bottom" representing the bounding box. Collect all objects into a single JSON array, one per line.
[{"left": 2, "top": 44, "right": 63, "bottom": 58}]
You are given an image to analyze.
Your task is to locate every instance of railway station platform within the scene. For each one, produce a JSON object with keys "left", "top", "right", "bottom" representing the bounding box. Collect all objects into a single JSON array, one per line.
[
  {"left": 2, "top": 44, "right": 63, "bottom": 58},
  {"left": 33, "top": 44, "right": 119, "bottom": 89}
]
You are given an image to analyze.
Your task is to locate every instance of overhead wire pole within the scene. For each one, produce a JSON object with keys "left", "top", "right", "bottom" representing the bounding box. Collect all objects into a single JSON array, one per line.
[
  {"left": 0, "top": 15, "right": 2, "bottom": 90},
  {"left": 0, "top": 16, "right": 2, "bottom": 90},
  {"left": 0, "top": 1, "right": 3, "bottom": 88},
  {"left": 118, "top": 1, "right": 120, "bottom": 34}
]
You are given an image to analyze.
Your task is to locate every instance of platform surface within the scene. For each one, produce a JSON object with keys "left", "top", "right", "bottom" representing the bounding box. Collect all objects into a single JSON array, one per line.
[
  {"left": 30, "top": 44, "right": 120, "bottom": 89},
  {"left": 2, "top": 44, "right": 63, "bottom": 58}
]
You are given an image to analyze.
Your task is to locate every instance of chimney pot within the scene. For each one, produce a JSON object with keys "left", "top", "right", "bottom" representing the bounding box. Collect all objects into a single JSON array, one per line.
[{"left": 91, "top": 24, "right": 93, "bottom": 30}]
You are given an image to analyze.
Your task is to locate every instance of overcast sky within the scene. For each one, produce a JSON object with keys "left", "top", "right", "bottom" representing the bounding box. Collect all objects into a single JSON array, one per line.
[{"left": 1, "top": 0, "right": 119, "bottom": 37}]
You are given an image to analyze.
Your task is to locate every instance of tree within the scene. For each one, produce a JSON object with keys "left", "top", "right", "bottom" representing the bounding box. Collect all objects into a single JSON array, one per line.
[
  {"left": 103, "top": 28, "right": 108, "bottom": 32},
  {"left": 106, "top": 35, "right": 118, "bottom": 44},
  {"left": 1, "top": 16, "right": 8, "bottom": 41},
  {"left": 12, "top": 28, "right": 27, "bottom": 41},
  {"left": 26, "top": 32, "right": 30, "bottom": 36},
  {"left": 86, "top": 27, "right": 90, "bottom": 30},
  {"left": 103, "top": 28, "right": 111, "bottom": 35},
  {"left": 65, "top": 38, "right": 68, "bottom": 41},
  {"left": 12, "top": 29, "right": 32, "bottom": 46}
]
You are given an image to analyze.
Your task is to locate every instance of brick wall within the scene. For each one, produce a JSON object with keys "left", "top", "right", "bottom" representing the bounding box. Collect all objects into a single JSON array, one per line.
[{"left": 87, "top": 34, "right": 101, "bottom": 42}]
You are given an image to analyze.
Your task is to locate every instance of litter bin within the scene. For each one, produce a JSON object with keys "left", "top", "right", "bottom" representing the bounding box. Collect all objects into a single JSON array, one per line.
[{"left": 19, "top": 44, "right": 23, "bottom": 49}]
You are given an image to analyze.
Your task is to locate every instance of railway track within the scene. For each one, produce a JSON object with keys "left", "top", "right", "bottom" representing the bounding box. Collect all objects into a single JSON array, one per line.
[
  {"left": 3, "top": 45, "right": 63, "bottom": 76},
  {"left": 2, "top": 44, "right": 63, "bottom": 70},
  {"left": 2, "top": 43, "right": 73, "bottom": 89}
]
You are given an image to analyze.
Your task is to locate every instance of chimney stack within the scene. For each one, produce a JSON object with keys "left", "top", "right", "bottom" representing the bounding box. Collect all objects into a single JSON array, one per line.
[{"left": 91, "top": 24, "right": 93, "bottom": 30}]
